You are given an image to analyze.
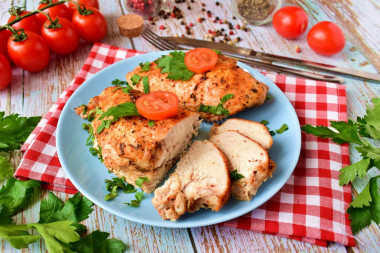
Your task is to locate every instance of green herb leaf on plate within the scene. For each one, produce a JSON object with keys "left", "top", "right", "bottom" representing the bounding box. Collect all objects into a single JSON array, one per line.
[
  {"left": 275, "top": 124, "right": 288, "bottom": 134},
  {"left": 155, "top": 51, "right": 195, "bottom": 81},
  {"left": 139, "top": 61, "right": 151, "bottom": 72},
  {"left": 130, "top": 74, "right": 142, "bottom": 85},
  {"left": 125, "top": 192, "right": 144, "bottom": 207},
  {"left": 142, "top": 76, "right": 149, "bottom": 94},
  {"left": 135, "top": 177, "right": 149, "bottom": 187},
  {"left": 230, "top": 170, "right": 245, "bottom": 181},
  {"left": 148, "top": 120, "right": 155, "bottom": 127}
]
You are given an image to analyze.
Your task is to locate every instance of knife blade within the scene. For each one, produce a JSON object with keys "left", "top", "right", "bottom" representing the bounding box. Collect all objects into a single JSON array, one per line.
[{"left": 162, "top": 36, "right": 380, "bottom": 82}]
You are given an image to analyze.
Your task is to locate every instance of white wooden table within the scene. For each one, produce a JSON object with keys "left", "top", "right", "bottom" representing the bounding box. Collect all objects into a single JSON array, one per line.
[{"left": 1, "top": 0, "right": 380, "bottom": 252}]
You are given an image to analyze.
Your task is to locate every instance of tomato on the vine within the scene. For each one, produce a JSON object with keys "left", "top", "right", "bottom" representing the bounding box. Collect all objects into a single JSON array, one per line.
[
  {"left": 184, "top": 48, "right": 218, "bottom": 74},
  {"left": 0, "top": 29, "right": 12, "bottom": 60},
  {"left": 272, "top": 6, "right": 308, "bottom": 39},
  {"left": 72, "top": 6, "right": 107, "bottom": 42},
  {"left": 41, "top": 17, "right": 79, "bottom": 55},
  {"left": 307, "top": 21, "right": 345, "bottom": 56},
  {"left": 0, "top": 54, "right": 12, "bottom": 90},
  {"left": 36, "top": 0, "right": 72, "bottom": 25},
  {"left": 68, "top": 0, "right": 99, "bottom": 16},
  {"left": 8, "top": 10, "right": 41, "bottom": 34},
  {"left": 8, "top": 30, "right": 50, "bottom": 72},
  {"left": 136, "top": 92, "right": 179, "bottom": 120}
]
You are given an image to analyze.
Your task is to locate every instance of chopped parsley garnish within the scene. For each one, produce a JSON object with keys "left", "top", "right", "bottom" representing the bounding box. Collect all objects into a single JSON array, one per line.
[
  {"left": 230, "top": 170, "right": 245, "bottom": 180},
  {"left": 89, "top": 145, "right": 103, "bottom": 162},
  {"left": 260, "top": 120, "right": 269, "bottom": 126},
  {"left": 82, "top": 123, "right": 94, "bottom": 145},
  {"left": 302, "top": 98, "right": 380, "bottom": 234},
  {"left": 276, "top": 124, "right": 289, "bottom": 134},
  {"left": 155, "top": 51, "right": 195, "bottom": 81},
  {"left": 198, "top": 93, "right": 234, "bottom": 116},
  {"left": 148, "top": 120, "right": 155, "bottom": 127},
  {"left": 266, "top": 94, "right": 272, "bottom": 101},
  {"left": 104, "top": 177, "right": 136, "bottom": 201},
  {"left": 139, "top": 61, "right": 151, "bottom": 72},
  {"left": 270, "top": 130, "right": 276, "bottom": 136},
  {"left": 135, "top": 177, "right": 149, "bottom": 187},
  {"left": 125, "top": 192, "right": 144, "bottom": 207},
  {"left": 142, "top": 76, "right": 149, "bottom": 94},
  {"left": 87, "top": 107, "right": 103, "bottom": 122},
  {"left": 111, "top": 78, "right": 132, "bottom": 93},
  {"left": 130, "top": 74, "right": 142, "bottom": 85},
  {"left": 97, "top": 102, "right": 140, "bottom": 134},
  {"left": 213, "top": 49, "right": 222, "bottom": 55},
  {"left": 79, "top": 104, "right": 88, "bottom": 115}
]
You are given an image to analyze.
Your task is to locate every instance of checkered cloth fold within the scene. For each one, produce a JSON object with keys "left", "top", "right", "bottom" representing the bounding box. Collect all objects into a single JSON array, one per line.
[{"left": 15, "top": 43, "right": 355, "bottom": 247}]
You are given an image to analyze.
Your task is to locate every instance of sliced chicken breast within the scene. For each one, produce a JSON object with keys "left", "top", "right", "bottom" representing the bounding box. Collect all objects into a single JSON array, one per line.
[
  {"left": 209, "top": 130, "right": 275, "bottom": 201},
  {"left": 211, "top": 118, "right": 273, "bottom": 150},
  {"left": 125, "top": 54, "right": 268, "bottom": 121},
  {"left": 152, "top": 140, "right": 231, "bottom": 221},
  {"left": 76, "top": 88, "right": 201, "bottom": 193}
]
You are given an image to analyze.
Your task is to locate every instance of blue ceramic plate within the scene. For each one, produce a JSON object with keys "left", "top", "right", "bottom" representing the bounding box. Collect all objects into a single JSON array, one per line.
[{"left": 56, "top": 51, "right": 301, "bottom": 228}]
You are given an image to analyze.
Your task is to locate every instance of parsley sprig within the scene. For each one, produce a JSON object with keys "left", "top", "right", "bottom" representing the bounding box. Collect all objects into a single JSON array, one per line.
[
  {"left": 230, "top": 170, "right": 245, "bottom": 180},
  {"left": 112, "top": 78, "right": 132, "bottom": 94},
  {"left": 198, "top": 94, "right": 234, "bottom": 116},
  {"left": 155, "top": 51, "right": 195, "bottom": 81},
  {"left": 302, "top": 98, "right": 380, "bottom": 234}
]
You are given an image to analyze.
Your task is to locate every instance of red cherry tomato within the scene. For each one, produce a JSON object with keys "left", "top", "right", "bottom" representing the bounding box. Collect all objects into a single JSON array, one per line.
[
  {"left": 36, "top": 0, "right": 72, "bottom": 25},
  {"left": 307, "top": 21, "right": 345, "bottom": 56},
  {"left": 272, "top": 6, "right": 308, "bottom": 39},
  {"left": 41, "top": 18, "right": 79, "bottom": 55},
  {"left": 7, "top": 31, "right": 50, "bottom": 72},
  {"left": 68, "top": 0, "right": 99, "bottom": 16},
  {"left": 136, "top": 91, "right": 179, "bottom": 120},
  {"left": 184, "top": 48, "right": 219, "bottom": 74},
  {"left": 72, "top": 7, "right": 107, "bottom": 42},
  {"left": 0, "top": 29, "right": 12, "bottom": 60},
  {"left": 0, "top": 54, "right": 12, "bottom": 90},
  {"left": 8, "top": 10, "right": 41, "bottom": 34}
]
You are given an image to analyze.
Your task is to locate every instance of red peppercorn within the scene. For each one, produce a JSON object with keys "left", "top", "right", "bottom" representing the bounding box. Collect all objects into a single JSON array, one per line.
[
  {"left": 159, "top": 25, "right": 165, "bottom": 30},
  {"left": 236, "top": 24, "right": 240, "bottom": 29},
  {"left": 295, "top": 45, "right": 301, "bottom": 53},
  {"left": 219, "top": 20, "right": 222, "bottom": 24},
  {"left": 148, "top": 16, "right": 153, "bottom": 21},
  {"left": 171, "top": 13, "right": 175, "bottom": 18},
  {"left": 198, "top": 17, "right": 202, "bottom": 22},
  {"left": 229, "top": 30, "right": 234, "bottom": 35},
  {"left": 189, "top": 22, "right": 193, "bottom": 27},
  {"left": 208, "top": 29, "right": 213, "bottom": 34},
  {"left": 202, "top": 3, "right": 206, "bottom": 7}
]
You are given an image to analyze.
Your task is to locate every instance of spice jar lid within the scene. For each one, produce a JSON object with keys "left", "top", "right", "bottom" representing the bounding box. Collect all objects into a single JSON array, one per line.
[
  {"left": 233, "top": 0, "right": 283, "bottom": 25},
  {"left": 117, "top": 14, "right": 144, "bottom": 38}
]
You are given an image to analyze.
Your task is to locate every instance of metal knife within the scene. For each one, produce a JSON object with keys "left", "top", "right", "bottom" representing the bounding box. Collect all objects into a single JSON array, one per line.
[{"left": 162, "top": 36, "right": 380, "bottom": 83}]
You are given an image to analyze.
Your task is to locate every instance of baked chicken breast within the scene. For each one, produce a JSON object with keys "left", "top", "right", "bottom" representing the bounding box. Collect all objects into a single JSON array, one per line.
[
  {"left": 75, "top": 88, "right": 201, "bottom": 193},
  {"left": 125, "top": 54, "right": 268, "bottom": 121}
]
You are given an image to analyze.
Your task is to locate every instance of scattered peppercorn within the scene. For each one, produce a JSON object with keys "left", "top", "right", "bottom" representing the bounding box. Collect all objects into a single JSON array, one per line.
[
  {"left": 186, "top": 30, "right": 191, "bottom": 35},
  {"left": 187, "top": 6, "right": 191, "bottom": 10},
  {"left": 207, "top": 10, "right": 212, "bottom": 18},
  {"left": 163, "top": 14, "right": 168, "bottom": 19},
  {"left": 148, "top": 16, "right": 153, "bottom": 21},
  {"left": 243, "top": 27, "right": 248, "bottom": 32},
  {"left": 189, "top": 22, "right": 194, "bottom": 27},
  {"left": 295, "top": 45, "right": 301, "bottom": 53},
  {"left": 202, "top": 3, "right": 206, "bottom": 7},
  {"left": 232, "top": 16, "right": 236, "bottom": 20},
  {"left": 216, "top": 1, "right": 220, "bottom": 6},
  {"left": 202, "top": 8, "right": 205, "bottom": 12},
  {"left": 229, "top": 30, "right": 234, "bottom": 35},
  {"left": 158, "top": 10, "right": 165, "bottom": 16},
  {"left": 236, "top": 24, "right": 240, "bottom": 29},
  {"left": 159, "top": 25, "right": 165, "bottom": 30},
  {"left": 221, "top": 28, "right": 225, "bottom": 32}
]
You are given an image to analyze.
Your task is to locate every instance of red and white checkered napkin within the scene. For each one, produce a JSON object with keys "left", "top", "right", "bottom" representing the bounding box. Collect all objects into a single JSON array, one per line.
[{"left": 15, "top": 43, "right": 355, "bottom": 247}]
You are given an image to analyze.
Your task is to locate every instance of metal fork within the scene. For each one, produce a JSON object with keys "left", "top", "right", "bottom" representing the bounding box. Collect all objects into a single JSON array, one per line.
[{"left": 141, "top": 29, "right": 345, "bottom": 83}]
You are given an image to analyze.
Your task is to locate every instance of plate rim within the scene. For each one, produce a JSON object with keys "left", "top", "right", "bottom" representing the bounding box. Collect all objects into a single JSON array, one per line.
[{"left": 56, "top": 50, "right": 302, "bottom": 228}]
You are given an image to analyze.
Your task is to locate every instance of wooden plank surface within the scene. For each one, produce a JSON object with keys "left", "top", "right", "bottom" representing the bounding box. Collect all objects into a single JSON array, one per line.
[{"left": 0, "top": 0, "right": 379, "bottom": 252}]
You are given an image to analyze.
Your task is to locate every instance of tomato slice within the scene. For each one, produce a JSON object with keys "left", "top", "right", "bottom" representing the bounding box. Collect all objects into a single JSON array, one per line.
[
  {"left": 184, "top": 48, "right": 218, "bottom": 74},
  {"left": 136, "top": 91, "right": 179, "bottom": 120}
]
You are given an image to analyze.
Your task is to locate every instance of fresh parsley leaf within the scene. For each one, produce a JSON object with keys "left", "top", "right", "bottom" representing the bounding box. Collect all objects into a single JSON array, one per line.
[
  {"left": 198, "top": 104, "right": 230, "bottom": 116},
  {"left": 155, "top": 51, "right": 195, "bottom": 81},
  {"left": 79, "top": 105, "right": 88, "bottom": 115},
  {"left": 213, "top": 49, "right": 222, "bottom": 55},
  {"left": 148, "top": 120, "right": 155, "bottom": 127},
  {"left": 0, "top": 155, "right": 13, "bottom": 180},
  {"left": 142, "top": 76, "right": 149, "bottom": 94},
  {"left": 0, "top": 177, "right": 41, "bottom": 215},
  {"left": 220, "top": 94, "right": 234, "bottom": 103},
  {"left": 347, "top": 176, "right": 380, "bottom": 234},
  {"left": 39, "top": 192, "right": 94, "bottom": 225},
  {"left": 0, "top": 203, "right": 14, "bottom": 225},
  {"left": 104, "top": 177, "right": 136, "bottom": 201},
  {"left": 135, "top": 177, "right": 149, "bottom": 187},
  {"left": 276, "top": 124, "right": 288, "bottom": 134},
  {"left": 87, "top": 107, "right": 103, "bottom": 122},
  {"left": 30, "top": 221, "right": 80, "bottom": 253},
  {"left": 125, "top": 192, "right": 144, "bottom": 207},
  {"left": 139, "top": 61, "right": 151, "bottom": 72},
  {"left": 130, "top": 74, "right": 142, "bottom": 85},
  {"left": 0, "top": 224, "right": 41, "bottom": 249},
  {"left": 230, "top": 170, "right": 245, "bottom": 180},
  {"left": 270, "top": 130, "right": 276, "bottom": 136},
  {"left": 356, "top": 143, "right": 380, "bottom": 170},
  {"left": 89, "top": 145, "right": 103, "bottom": 162},
  {"left": 0, "top": 112, "right": 41, "bottom": 152},
  {"left": 112, "top": 79, "right": 132, "bottom": 94},
  {"left": 301, "top": 119, "right": 362, "bottom": 145},
  {"left": 265, "top": 94, "right": 272, "bottom": 101},
  {"left": 111, "top": 79, "right": 127, "bottom": 86},
  {"left": 83, "top": 123, "right": 94, "bottom": 145},
  {"left": 339, "top": 158, "right": 371, "bottom": 186},
  {"left": 69, "top": 230, "right": 125, "bottom": 253},
  {"left": 260, "top": 120, "right": 269, "bottom": 126}
]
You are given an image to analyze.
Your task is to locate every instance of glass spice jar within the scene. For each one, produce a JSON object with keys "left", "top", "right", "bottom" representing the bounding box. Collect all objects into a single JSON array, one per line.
[
  {"left": 123, "top": 0, "right": 163, "bottom": 18},
  {"left": 233, "top": 0, "right": 283, "bottom": 25}
]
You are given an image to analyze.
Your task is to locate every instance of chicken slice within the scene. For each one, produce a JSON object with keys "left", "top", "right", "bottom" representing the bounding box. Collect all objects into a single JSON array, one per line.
[
  {"left": 211, "top": 118, "right": 273, "bottom": 150},
  {"left": 125, "top": 54, "right": 268, "bottom": 121},
  {"left": 75, "top": 88, "right": 201, "bottom": 193},
  {"left": 209, "top": 130, "right": 275, "bottom": 201},
  {"left": 152, "top": 140, "right": 231, "bottom": 221}
]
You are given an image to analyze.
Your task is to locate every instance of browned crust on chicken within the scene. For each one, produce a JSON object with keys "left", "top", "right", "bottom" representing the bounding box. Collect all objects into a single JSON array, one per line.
[
  {"left": 75, "top": 87, "right": 201, "bottom": 192},
  {"left": 125, "top": 55, "right": 268, "bottom": 121}
]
